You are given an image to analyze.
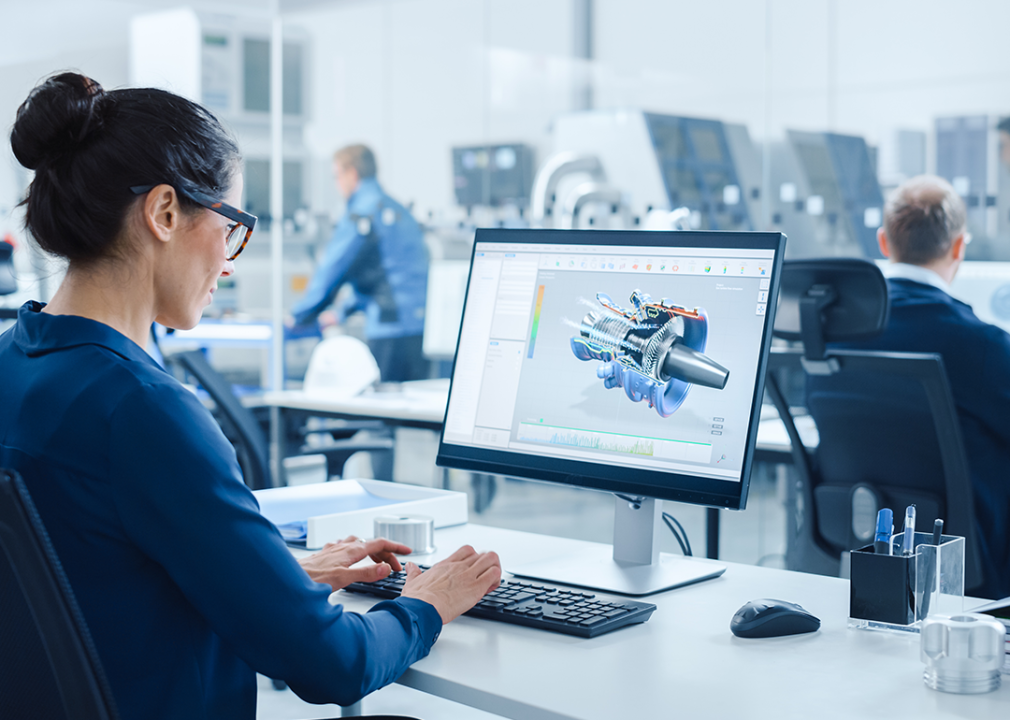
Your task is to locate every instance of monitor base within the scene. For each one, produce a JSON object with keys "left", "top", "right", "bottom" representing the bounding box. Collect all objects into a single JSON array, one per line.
[
  {"left": 508, "top": 548, "right": 726, "bottom": 597},
  {"left": 509, "top": 495, "right": 726, "bottom": 596}
]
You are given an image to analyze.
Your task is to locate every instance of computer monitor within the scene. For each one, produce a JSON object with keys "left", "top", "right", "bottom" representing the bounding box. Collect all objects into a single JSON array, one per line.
[{"left": 437, "top": 228, "right": 786, "bottom": 595}]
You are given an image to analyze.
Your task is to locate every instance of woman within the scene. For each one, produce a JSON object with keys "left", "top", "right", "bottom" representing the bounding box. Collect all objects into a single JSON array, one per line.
[{"left": 0, "top": 72, "right": 500, "bottom": 719}]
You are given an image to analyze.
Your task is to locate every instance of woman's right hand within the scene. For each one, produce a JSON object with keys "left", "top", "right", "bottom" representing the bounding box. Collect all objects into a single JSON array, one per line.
[{"left": 400, "top": 545, "right": 501, "bottom": 624}]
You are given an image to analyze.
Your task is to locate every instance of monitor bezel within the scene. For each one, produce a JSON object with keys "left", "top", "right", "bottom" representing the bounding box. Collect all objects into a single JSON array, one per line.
[{"left": 436, "top": 228, "right": 787, "bottom": 511}]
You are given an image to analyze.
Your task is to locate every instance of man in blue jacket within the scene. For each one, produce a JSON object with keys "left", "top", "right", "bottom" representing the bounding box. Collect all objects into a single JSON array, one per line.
[
  {"left": 835, "top": 175, "right": 1010, "bottom": 599},
  {"left": 291, "top": 145, "right": 428, "bottom": 382}
]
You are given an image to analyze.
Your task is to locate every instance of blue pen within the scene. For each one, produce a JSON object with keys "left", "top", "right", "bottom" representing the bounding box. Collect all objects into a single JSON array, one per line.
[{"left": 874, "top": 508, "right": 893, "bottom": 555}]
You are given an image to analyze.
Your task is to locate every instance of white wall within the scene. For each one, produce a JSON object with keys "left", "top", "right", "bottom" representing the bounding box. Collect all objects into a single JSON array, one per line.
[
  {"left": 0, "top": 0, "right": 146, "bottom": 246},
  {"left": 288, "top": 0, "right": 576, "bottom": 217},
  {"left": 596, "top": 0, "right": 1010, "bottom": 145},
  {"left": 2, "top": 0, "right": 1010, "bottom": 222}
]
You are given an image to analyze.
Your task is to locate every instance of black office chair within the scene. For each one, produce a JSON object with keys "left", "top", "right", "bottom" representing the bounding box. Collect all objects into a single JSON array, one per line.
[
  {"left": 168, "top": 350, "right": 393, "bottom": 490},
  {"left": 0, "top": 468, "right": 419, "bottom": 720},
  {"left": 766, "top": 258, "right": 982, "bottom": 591},
  {"left": 0, "top": 468, "right": 120, "bottom": 719}
]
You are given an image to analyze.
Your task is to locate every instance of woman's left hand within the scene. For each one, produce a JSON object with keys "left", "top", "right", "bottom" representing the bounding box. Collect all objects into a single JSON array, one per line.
[{"left": 298, "top": 535, "right": 412, "bottom": 591}]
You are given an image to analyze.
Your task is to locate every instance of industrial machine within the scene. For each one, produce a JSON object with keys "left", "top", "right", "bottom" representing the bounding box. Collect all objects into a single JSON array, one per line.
[
  {"left": 532, "top": 110, "right": 762, "bottom": 233},
  {"left": 935, "top": 115, "right": 1010, "bottom": 261},
  {"left": 768, "top": 130, "right": 884, "bottom": 259}
]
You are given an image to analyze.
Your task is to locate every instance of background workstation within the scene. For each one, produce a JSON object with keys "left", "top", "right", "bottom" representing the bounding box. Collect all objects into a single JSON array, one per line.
[{"left": 2, "top": 1, "right": 1010, "bottom": 718}]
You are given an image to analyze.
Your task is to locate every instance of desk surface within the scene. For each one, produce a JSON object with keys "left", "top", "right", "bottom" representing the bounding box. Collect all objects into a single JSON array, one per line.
[
  {"left": 333, "top": 524, "right": 1007, "bottom": 720},
  {"left": 262, "top": 380, "right": 449, "bottom": 425},
  {"left": 263, "top": 383, "right": 815, "bottom": 455}
]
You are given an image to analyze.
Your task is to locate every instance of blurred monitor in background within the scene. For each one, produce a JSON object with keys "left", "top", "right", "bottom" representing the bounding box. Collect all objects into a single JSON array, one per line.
[{"left": 452, "top": 143, "right": 535, "bottom": 210}]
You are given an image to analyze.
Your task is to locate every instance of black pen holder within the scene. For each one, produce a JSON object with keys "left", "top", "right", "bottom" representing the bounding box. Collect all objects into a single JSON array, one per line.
[{"left": 848, "top": 532, "right": 965, "bottom": 634}]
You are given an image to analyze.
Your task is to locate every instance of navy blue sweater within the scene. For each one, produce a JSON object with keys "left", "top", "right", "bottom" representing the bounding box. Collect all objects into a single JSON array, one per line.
[{"left": 0, "top": 303, "right": 441, "bottom": 719}]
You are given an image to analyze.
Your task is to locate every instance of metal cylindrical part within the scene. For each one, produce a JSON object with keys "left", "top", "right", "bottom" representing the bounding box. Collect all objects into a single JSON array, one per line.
[
  {"left": 921, "top": 614, "right": 1005, "bottom": 694},
  {"left": 373, "top": 515, "right": 436, "bottom": 555},
  {"left": 661, "top": 343, "right": 730, "bottom": 389}
]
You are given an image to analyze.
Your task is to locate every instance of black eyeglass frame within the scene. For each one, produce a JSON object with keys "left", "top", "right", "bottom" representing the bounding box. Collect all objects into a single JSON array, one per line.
[{"left": 130, "top": 184, "right": 257, "bottom": 261}]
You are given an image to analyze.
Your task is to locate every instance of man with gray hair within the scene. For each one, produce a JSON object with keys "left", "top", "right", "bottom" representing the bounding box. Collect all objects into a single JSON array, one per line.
[{"left": 839, "top": 175, "right": 1010, "bottom": 599}]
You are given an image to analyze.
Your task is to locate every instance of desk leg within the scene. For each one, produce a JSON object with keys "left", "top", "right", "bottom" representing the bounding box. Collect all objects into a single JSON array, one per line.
[
  {"left": 706, "top": 507, "right": 720, "bottom": 560},
  {"left": 270, "top": 405, "right": 282, "bottom": 489},
  {"left": 340, "top": 701, "right": 362, "bottom": 716}
]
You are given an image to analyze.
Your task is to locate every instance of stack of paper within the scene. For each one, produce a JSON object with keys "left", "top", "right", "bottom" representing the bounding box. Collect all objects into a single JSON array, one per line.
[
  {"left": 253, "top": 478, "right": 468, "bottom": 549},
  {"left": 255, "top": 480, "right": 400, "bottom": 542}
]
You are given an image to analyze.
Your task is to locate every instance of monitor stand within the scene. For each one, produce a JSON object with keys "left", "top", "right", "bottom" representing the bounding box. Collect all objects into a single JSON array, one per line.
[{"left": 508, "top": 495, "right": 726, "bottom": 596}]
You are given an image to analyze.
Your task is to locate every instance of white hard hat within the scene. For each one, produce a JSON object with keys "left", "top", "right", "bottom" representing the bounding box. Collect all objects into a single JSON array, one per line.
[{"left": 304, "top": 336, "right": 380, "bottom": 397}]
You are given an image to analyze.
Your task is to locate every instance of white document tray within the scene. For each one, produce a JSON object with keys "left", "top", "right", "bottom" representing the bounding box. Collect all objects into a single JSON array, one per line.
[{"left": 254, "top": 478, "right": 468, "bottom": 549}]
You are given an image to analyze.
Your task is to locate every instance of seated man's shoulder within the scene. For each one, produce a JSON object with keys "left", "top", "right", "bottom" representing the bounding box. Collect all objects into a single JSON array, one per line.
[
  {"left": 890, "top": 282, "right": 1010, "bottom": 358},
  {"left": 891, "top": 280, "right": 985, "bottom": 325}
]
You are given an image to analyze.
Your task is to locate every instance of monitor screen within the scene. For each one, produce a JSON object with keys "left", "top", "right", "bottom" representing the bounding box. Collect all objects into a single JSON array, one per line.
[{"left": 438, "top": 228, "right": 785, "bottom": 510}]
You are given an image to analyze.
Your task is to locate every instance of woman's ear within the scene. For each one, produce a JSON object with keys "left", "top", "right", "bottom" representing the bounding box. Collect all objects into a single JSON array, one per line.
[{"left": 143, "top": 184, "right": 182, "bottom": 243}]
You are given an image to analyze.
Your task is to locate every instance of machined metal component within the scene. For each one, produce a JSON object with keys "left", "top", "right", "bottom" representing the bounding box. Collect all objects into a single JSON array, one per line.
[{"left": 921, "top": 614, "right": 1005, "bottom": 694}]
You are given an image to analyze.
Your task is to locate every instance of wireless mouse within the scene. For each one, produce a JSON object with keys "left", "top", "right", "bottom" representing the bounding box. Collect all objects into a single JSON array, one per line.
[{"left": 730, "top": 599, "right": 821, "bottom": 639}]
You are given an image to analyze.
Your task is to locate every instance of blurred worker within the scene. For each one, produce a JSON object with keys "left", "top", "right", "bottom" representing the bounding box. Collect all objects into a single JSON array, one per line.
[
  {"left": 826, "top": 175, "right": 1010, "bottom": 599},
  {"left": 290, "top": 144, "right": 429, "bottom": 382}
]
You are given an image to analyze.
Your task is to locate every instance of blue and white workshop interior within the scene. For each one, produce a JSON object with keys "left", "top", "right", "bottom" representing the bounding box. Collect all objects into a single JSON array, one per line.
[{"left": 1, "top": 1, "right": 1009, "bottom": 719}]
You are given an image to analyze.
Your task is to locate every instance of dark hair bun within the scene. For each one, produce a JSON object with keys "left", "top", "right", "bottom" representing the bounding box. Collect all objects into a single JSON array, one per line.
[{"left": 10, "top": 72, "right": 105, "bottom": 171}]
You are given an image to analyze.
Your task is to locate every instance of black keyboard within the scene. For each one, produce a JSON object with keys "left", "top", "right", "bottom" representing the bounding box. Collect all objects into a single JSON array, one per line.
[{"left": 343, "top": 567, "right": 656, "bottom": 638}]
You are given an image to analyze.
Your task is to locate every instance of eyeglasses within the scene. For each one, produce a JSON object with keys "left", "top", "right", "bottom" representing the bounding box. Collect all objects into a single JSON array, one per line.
[{"left": 130, "top": 184, "right": 257, "bottom": 261}]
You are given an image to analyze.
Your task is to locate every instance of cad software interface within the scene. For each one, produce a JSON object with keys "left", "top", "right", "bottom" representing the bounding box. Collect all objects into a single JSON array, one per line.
[{"left": 443, "top": 240, "right": 776, "bottom": 483}]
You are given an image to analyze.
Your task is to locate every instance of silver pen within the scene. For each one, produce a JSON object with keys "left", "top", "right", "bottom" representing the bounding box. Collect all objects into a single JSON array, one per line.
[{"left": 901, "top": 505, "right": 917, "bottom": 556}]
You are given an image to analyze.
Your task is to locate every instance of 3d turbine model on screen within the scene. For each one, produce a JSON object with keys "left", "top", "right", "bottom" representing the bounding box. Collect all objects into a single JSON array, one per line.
[{"left": 570, "top": 290, "right": 729, "bottom": 417}]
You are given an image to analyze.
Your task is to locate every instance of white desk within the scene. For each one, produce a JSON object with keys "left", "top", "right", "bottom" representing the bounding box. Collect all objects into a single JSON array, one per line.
[
  {"left": 263, "top": 381, "right": 812, "bottom": 455},
  {"left": 264, "top": 384, "right": 812, "bottom": 550},
  {"left": 334, "top": 524, "right": 1008, "bottom": 720},
  {"left": 262, "top": 379, "right": 449, "bottom": 430}
]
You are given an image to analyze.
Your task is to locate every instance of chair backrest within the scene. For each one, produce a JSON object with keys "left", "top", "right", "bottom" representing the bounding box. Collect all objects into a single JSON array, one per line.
[
  {"left": 770, "top": 259, "right": 982, "bottom": 590},
  {"left": 1, "top": 241, "right": 18, "bottom": 320},
  {"left": 169, "top": 350, "right": 272, "bottom": 491},
  {"left": 0, "top": 241, "right": 16, "bottom": 297},
  {"left": 0, "top": 468, "right": 119, "bottom": 719}
]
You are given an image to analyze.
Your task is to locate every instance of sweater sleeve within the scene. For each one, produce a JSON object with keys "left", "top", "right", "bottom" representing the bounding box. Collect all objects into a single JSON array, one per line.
[
  {"left": 291, "top": 218, "right": 366, "bottom": 327},
  {"left": 108, "top": 381, "right": 441, "bottom": 706}
]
